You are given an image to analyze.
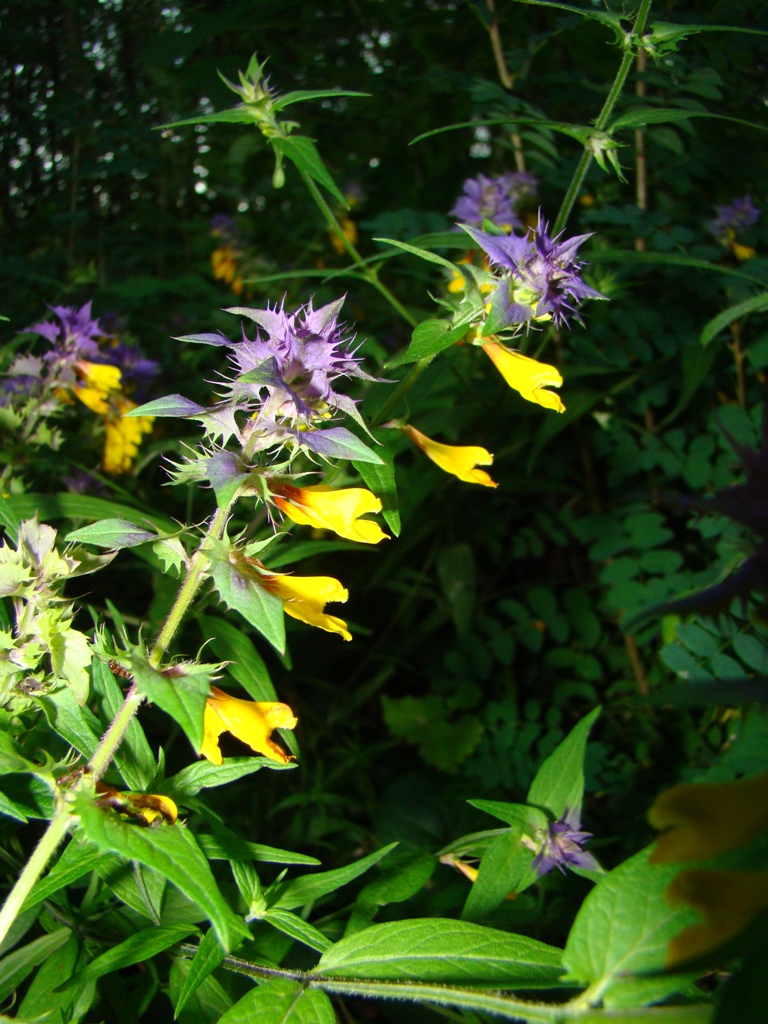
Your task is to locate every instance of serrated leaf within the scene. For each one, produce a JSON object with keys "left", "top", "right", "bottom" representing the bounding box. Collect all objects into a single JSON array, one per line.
[
  {"left": 128, "top": 652, "right": 213, "bottom": 752},
  {"left": 208, "top": 546, "right": 286, "bottom": 654},
  {"left": 76, "top": 797, "right": 248, "bottom": 950},
  {"left": 314, "top": 918, "right": 563, "bottom": 983},
  {"left": 219, "top": 979, "right": 336, "bottom": 1024},
  {"left": 274, "top": 135, "right": 346, "bottom": 206},
  {"left": 264, "top": 908, "right": 333, "bottom": 952},
  {"left": 527, "top": 706, "right": 601, "bottom": 818},
  {"left": 36, "top": 686, "right": 101, "bottom": 758},
  {"left": 304, "top": 425, "right": 384, "bottom": 464},
  {"left": 64, "top": 519, "right": 157, "bottom": 549},
  {"left": 700, "top": 293, "right": 768, "bottom": 347},
  {"left": 562, "top": 847, "right": 697, "bottom": 1000},
  {"left": 268, "top": 843, "right": 397, "bottom": 910},
  {"left": 174, "top": 929, "right": 227, "bottom": 1018}
]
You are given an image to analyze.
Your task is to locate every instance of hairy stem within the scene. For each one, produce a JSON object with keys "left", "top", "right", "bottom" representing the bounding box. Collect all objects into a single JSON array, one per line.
[
  {"left": 554, "top": 0, "right": 653, "bottom": 235},
  {"left": 0, "top": 807, "right": 72, "bottom": 949}
]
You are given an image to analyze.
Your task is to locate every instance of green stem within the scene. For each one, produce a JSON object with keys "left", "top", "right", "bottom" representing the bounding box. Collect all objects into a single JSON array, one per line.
[
  {"left": 87, "top": 684, "right": 145, "bottom": 781},
  {"left": 553, "top": 0, "right": 653, "bottom": 235},
  {"left": 0, "top": 807, "right": 72, "bottom": 949},
  {"left": 148, "top": 505, "right": 228, "bottom": 668},
  {"left": 296, "top": 169, "right": 417, "bottom": 328},
  {"left": 371, "top": 355, "right": 435, "bottom": 427}
]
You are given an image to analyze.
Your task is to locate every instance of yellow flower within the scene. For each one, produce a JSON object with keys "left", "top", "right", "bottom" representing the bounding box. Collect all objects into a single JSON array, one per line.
[
  {"left": 649, "top": 771, "right": 768, "bottom": 864},
  {"left": 330, "top": 216, "right": 358, "bottom": 255},
  {"left": 665, "top": 868, "right": 768, "bottom": 966},
  {"left": 73, "top": 360, "right": 123, "bottom": 415},
  {"left": 482, "top": 341, "right": 565, "bottom": 413},
  {"left": 95, "top": 781, "right": 178, "bottom": 826},
  {"left": 74, "top": 362, "right": 153, "bottom": 474},
  {"left": 729, "top": 240, "right": 756, "bottom": 261},
  {"left": 403, "top": 424, "right": 497, "bottom": 488},
  {"left": 271, "top": 483, "right": 389, "bottom": 544},
  {"left": 103, "top": 395, "right": 154, "bottom": 475},
  {"left": 200, "top": 685, "right": 298, "bottom": 765},
  {"left": 261, "top": 571, "right": 352, "bottom": 641}
]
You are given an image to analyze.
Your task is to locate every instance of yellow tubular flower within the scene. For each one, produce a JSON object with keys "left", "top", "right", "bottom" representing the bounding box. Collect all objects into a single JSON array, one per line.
[
  {"left": 200, "top": 685, "right": 298, "bottom": 765},
  {"left": 73, "top": 360, "right": 123, "bottom": 415},
  {"left": 272, "top": 483, "right": 389, "bottom": 544},
  {"left": 403, "top": 424, "right": 498, "bottom": 488},
  {"left": 261, "top": 571, "right": 352, "bottom": 641},
  {"left": 649, "top": 770, "right": 768, "bottom": 864},
  {"left": 482, "top": 342, "right": 565, "bottom": 413},
  {"left": 103, "top": 395, "right": 154, "bottom": 475}
]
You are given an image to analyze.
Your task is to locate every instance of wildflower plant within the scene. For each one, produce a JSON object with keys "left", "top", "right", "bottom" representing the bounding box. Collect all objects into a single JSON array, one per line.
[{"left": 2, "top": 2, "right": 768, "bottom": 1022}]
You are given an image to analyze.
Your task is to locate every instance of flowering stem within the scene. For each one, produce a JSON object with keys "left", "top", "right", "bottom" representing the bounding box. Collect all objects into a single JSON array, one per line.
[
  {"left": 296, "top": 168, "right": 417, "bottom": 327},
  {"left": 0, "top": 807, "right": 72, "bottom": 950},
  {"left": 553, "top": 0, "right": 653, "bottom": 235},
  {"left": 371, "top": 355, "right": 435, "bottom": 427}
]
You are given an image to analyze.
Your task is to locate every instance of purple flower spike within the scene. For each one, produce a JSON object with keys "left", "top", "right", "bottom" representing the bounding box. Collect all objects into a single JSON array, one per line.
[
  {"left": 532, "top": 807, "right": 599, "bottom": 877},
  {"left": 709, "top": 195, "right": 761, "bottom": 239},
  {"left": 30, "top": 301, "right": 105, "bottom": 363},
  {"left": 450, "top": 174, "right": 523, "bottom": 231},
  {"left": 463, "top": 214, "right": 604, "bottom": 330}
]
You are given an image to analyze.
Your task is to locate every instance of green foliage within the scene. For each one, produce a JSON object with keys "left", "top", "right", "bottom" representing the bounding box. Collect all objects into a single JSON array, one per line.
[{"left": 2, "top": 0, "right": 768, "bottom": 1020}]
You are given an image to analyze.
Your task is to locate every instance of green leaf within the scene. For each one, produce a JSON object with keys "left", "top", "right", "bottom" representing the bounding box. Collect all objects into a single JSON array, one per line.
[
  {"left": 174, "top": 929, "right": 227, "bottom": 1019},
  {"left": 373, "top": 237, "right": 460, "bottom": 272},
  {"left": 314, "top": 918, "right": 563, "bottom": 984},
  {"left": 76, "top": 797, "right": 249, "bottom": 950},
  {"left": 158, "top": 108, "right": 256, "bottom": 130},
  {"left": 36, "top": 685, "right": 101, "bottom": 759},
  {"left": 273, "top": 88, "right": 370, "bottom": 111},
  {"left": 127, "top": 651, "right": 212, "bottom": 752},
  {"left": 658, "top": 343, "right": 719, "bottom": 429},
  {"left": 268, "top": 843, "right": 397, "bottom": 910},
  {"left": 92, "top": 658, "right": 156, "bottom": 790},
  {"left": 700, "top": 293, "right": 768, "bottom": 346},
  {"left": 219, "top": 979, "right": 336, "bottom": 1024},
  {"left": 388, "top": 318, "right": 469, "bottom": 367},
  {"left": 264, "top": 908, "right": 333, "bottom": 952},
  {"left": 64, "top": 518, "right": 157, "bottom": 549},
  {"left": 461, "top": 831, "right": 534, "bottom": 921},
  {"left": 197, "top": 829, "right": 320, "bottom": 866},
  {"left": 527, "top": 706, "right": 601, "bottom": 818},
  {"left": 353, "top": 429, "right": 400, "bottom": 536},
  {"left": 61, "top": 924, "right": 196, "bottom": 990},
  {"left": 198, "top": 614, "right": 277, "bottom": 701},
  {"left": 17, "top": 932, "right": 83, "bottom": 1024},
  {"left": 208, "top": 539, "right": 286, "bottom": 654},
  {"left": 562, "top": 847, "right": 697, "bottom": 1003},
  {"left": 0, "top": 928, "right": 70, "bottom": 1002},
  {"left": 160, "top": 756, "right": 294, "bottom": 803},
  {"left": 576, "top": 1009, "right": 712, "bottom": 1024},
  {"left": 346, "top": 850, "right": 435, "bottom": 934},
  {"left": 22, "top": 835, "right": 102, "bottom": 912},
  {"left": 609, "top": 107, "right": 768, "bottom": 136},
  {"left": 274, "top": 135, "right": 346, "bottom": 206},
  {"left": 1, "top": 493, "right": 176, "bottom": 535}
]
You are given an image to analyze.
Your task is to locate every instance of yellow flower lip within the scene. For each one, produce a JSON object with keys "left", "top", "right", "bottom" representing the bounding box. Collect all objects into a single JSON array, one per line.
[
  {"left": 200, "top": 685, "right": 298, "bottom": 765},
  {"left": 271, "top": 482, "right": 389, "bottom": 544},
  {"left": 72, "top": 362, "right": 153, "bottom": 474},
  {"left": 481, "top": 341, "right": 565, "bottom": 413},
  {"left": 260, "top": 569, "right": 352, "bottom": 641},
  {"left": 403, "top": 424, "right": 498, "bottom": 488}
]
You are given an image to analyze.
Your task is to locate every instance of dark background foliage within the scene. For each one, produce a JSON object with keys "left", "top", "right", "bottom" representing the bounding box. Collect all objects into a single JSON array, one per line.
[{"left": 2, "top": 1, "right": 768, "bottom": 1017}]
